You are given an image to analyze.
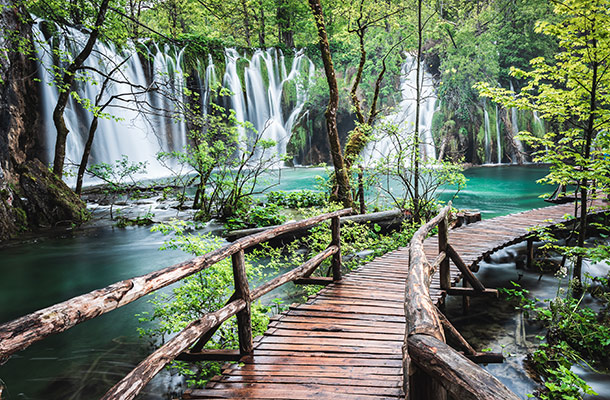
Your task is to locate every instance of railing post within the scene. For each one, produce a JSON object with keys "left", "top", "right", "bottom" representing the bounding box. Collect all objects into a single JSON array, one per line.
[
  {"left": 438, "top": 212, "right": 450, "bottom": 290},
  {"left": 526, "top": 237, "right": 534, "bottom": 270},
  {"left": 331, "top": 216, "right": 342, "bottom": 281},
  {"left": 232, "top": 249, "right": 253, "bottom": 355}
]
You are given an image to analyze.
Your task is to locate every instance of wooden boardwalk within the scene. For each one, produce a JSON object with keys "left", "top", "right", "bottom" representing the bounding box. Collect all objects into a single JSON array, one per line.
[{"left": 184, "top": 200, "right": 606, "bottom": 399}]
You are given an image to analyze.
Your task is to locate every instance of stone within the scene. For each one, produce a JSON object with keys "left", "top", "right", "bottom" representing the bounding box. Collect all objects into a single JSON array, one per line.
[{"left": 18, "top": 159, "right": 89, "bottom": 229}]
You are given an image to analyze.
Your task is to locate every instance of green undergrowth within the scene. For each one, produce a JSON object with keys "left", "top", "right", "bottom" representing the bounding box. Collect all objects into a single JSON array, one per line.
[
  {"left": 501, "top": 275, "right": 610, "bottom": 400},
  {"left": 137, "top": 204, "right": 420, "bottom": 387}
]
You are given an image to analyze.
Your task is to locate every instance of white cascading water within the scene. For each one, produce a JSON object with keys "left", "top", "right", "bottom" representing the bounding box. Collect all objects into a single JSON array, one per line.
[
  {"left": 224, "top": 48, "right": 314, "bottom": 161},
  {"left": 495, "top": 104, "right": 502, "bottom": 164},
  {"left": 363, "top": 55, "right": 437, "bottom": 164},
  {"left": 33, "top": 21, "right": 191, "bottom": 182},
  {"left": 533, "top": 110, "right": 545, "bottom": 136},
  {"left": 483, "top": 101, "right": 491, "bottom": 164},
  {"left": 33, "top": 20, "right": 315, "bottom": 183},
  {"left": 509, "top": 81, "right": 525, "bottom": 161}
]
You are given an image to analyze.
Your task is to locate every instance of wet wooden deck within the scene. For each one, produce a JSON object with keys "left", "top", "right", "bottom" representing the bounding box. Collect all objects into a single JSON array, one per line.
[{"left": 184, "top": 201, "right": 606, "bottom": 400}]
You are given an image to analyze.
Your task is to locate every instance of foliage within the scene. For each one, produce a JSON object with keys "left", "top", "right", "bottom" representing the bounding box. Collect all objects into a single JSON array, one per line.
[
  {"left": 159, "top": 86, "right": 280, "bottom": 221},
  {"left": 476, "top": 0, "right": 610, "bottom": 281},
  {"left": 87, "top": 155, "right": 148, "bottom": 220},
  {"left": 138, "top": 220, "right": 270, "bottom": 386},
  {"left": 367, "top": 119, "right": 466, "bottom": 220},
  {"left": 266, "top": 190, "right": 327, "bottom": 208},
  {"left": 501, "top": 277, "right": 610, "bottom": 400},
  {"left": 224, "top": 203, "right": 286, "bottom": 230}
]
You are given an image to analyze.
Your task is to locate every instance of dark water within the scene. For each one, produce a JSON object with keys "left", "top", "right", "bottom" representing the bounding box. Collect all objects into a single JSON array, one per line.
[{"left": 0, "top": 165, "right": 552, "bottom": 399}]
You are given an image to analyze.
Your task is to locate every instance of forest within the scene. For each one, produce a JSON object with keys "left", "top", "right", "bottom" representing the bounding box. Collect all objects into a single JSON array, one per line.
[{"left": 0, "top": 0, "right": 609, "bottom": 399}]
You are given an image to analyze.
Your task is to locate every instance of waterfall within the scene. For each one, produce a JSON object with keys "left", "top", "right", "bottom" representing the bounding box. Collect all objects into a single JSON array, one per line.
[
  {"left": 495, "top": 104, "right": 502, "bottom": 164},
  {"left": 532, "top": 110, "right": 545, "bottom": 136},
  {"left": 509, "top": 81, "right": 525, "bottom": 162},
  {"left": 363, "top": 55, "right": 437, "bottom": 164},
  {"left": 483, "top": 102, "right": 491, "bottom": 164},
  {"left": 34, "top": 20, "right": 314, "bottom": 183},
  {"left": 33, "top": 20, "right": 191, "bottom": 182},
  {"left": 223, "top": 48, "right": 314, "bottom": 163}
]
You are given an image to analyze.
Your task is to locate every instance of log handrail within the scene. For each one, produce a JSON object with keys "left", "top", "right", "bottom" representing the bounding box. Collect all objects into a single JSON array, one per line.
[
  {"left": 403, "top": 203, "right": 519, "bottom": 399},
  {"left": 0, "top": 208, "right": 352, "bottom": 400}
]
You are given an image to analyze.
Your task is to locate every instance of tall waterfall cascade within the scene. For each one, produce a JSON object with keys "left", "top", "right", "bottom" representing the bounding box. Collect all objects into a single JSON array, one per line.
[
  {"left": 495, "top": 104, "right": 502, "bottom": 164},
  {"left": 363, "top": 55, "right": 437, "bottom": 165},
  {"left": 222, "top": 48, "right": 315, "bottom": 161},
  {"left": 509, "top": 81, "right": 525, "bottom": 161},
  {"left": 483, "top": 102, "right": 492, "bottom": 164},
  {"left": 34, "top": 20, "right": 314, "bottom": 183}
]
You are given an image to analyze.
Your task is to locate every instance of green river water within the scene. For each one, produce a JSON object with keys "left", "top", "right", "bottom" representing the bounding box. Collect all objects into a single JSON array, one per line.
[{"left": 0, "top": 165, "right": 556, "bottom": 399}]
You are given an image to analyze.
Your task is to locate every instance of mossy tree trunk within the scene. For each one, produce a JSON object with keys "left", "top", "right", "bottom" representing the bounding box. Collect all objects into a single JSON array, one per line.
[{"left": 308, "top": 0, "right": 353, "bottom": 208}]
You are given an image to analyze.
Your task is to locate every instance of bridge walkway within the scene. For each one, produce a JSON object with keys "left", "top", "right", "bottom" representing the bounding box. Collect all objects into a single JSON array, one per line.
[{"left": 184, "top": 201, "right": 601, "bottom": 399}]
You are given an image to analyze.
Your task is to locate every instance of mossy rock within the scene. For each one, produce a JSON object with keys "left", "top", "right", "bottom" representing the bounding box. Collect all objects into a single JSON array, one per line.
[{"left": 18, "top": 159, "right": 89, "bottom": 229}]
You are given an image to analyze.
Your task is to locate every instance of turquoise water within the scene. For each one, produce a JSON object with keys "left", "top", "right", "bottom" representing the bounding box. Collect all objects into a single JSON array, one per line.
[
  {"left": 264, "top": 164, "right": 551, "bottom": 218},
  {"left": 0, "top": 164, "right": 551, "bottom": 399}
]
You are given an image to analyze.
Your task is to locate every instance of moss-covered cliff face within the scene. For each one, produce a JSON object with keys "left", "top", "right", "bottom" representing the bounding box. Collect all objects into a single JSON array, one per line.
[{"left": 0, "top": 1, "right": 88, "bottom": 240}]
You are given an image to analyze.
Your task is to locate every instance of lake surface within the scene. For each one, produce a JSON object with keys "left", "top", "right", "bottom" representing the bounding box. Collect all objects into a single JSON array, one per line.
[{"left": 0, "top": 164, "right": 552, "bottom": 399}]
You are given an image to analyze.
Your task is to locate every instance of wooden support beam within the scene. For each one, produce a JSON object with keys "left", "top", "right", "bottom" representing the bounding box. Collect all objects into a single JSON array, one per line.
[
  {"left": 176, "top": 349, "right": 241, "bottom": 362},
  {"left": 331, "top": 216, "right": 342, "bottom": 281},
  {"left": 462, "top": 279, "right": 470, "bottom": 315},
  {"left": 446, "top": 244, "right": 486, "bottom": 291},
  {"left": 294, "top": 277, "right": 334, "bottom": 285},
  {"left": 464, "top": 352, "right": 504, "bottom": 364},
  {"left": 446, "top": 287, "right": 499, "bottom": 297},
  {"left": 436, "top": 308, "right": 476, "bottom": 356},
  {"left": 526, "top": 237, "right": 534, "bottom": 270},
  {"left": 430, "top": 252, "right": 446, "bottom": 274},
  {"left": 438, "top": 213, "right": 451, "bottom": 290},
  {"left": 232, "top": 250, "right": 252, "bottom": 355}
]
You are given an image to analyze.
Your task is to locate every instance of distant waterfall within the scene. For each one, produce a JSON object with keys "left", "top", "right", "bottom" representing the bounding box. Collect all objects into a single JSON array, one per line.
[
  {"left": 533, "top": 111, "right": 545, "bottom": 136},
  {"left": 34, "top": 20, "right": 189, "bottom": 181},
  {"left": 509, "top": 81, "right": 525, "bottom": 162},
  {"left": 495, "top": 104, "right": 502, "bottom": 164},
  {"left": 483, "top": 102, "right": 491, "bottom": 164},
  {"left": 363, "top": 55, "right": 437, "bottom": 164},
  {"left": 34, "top": 20, "right": 314, "bottom": 183},
  {"left": 223, "top": 48, "right": 314, "bottom": 161}
]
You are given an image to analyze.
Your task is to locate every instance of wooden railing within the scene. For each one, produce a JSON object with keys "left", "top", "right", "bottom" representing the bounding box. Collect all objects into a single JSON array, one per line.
[
  {"left": 403, "top": 204, "right": 519, "bottom": 400},
  {"left": 0, "top": 208, "right": 352, "bottom": 400}
]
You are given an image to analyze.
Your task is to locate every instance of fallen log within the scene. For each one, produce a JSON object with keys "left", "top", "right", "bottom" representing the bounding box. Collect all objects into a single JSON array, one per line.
[{"left": 224, "top": 209, "right": 404, "bottom": 242}]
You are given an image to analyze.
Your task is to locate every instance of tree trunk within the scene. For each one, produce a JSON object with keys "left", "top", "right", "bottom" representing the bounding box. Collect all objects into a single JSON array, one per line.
[
  {"left": 52, "top": 0, "right": 111, "bottom": 178},
  {"left": 574, "top": 38, "right": 598, "bottom": 286},
  {"left": 277, "top": 0, "right": 294, "bottom": 48},
  {"left": 308, "top": 0, "right": 352, "bottom": 208},
  {"left": 240, "top": 0, "right": 252, "bottom": 47},
  {"left": 75, "top": 117, "right": 98, "bottom": 195},
  {"left": 412, "top": 0, "right": 423, "bottom": 223}
]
